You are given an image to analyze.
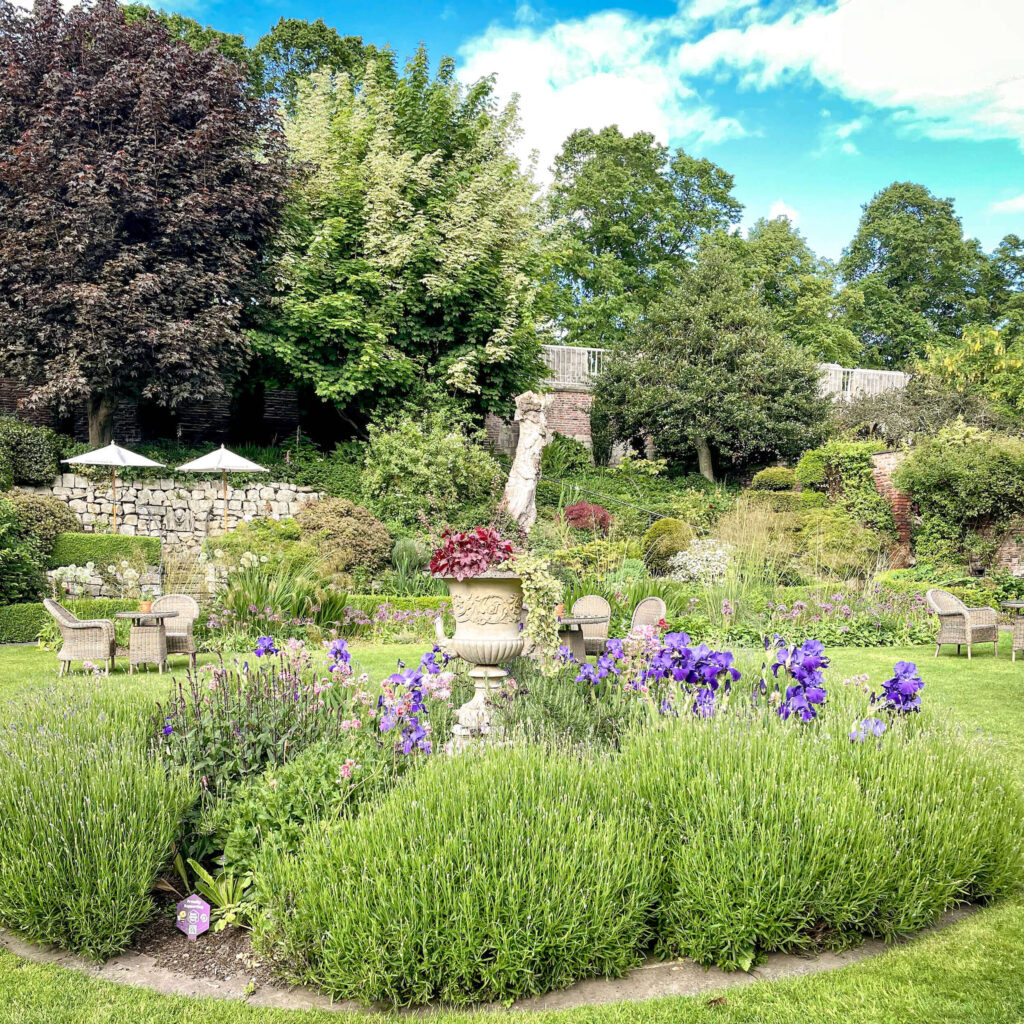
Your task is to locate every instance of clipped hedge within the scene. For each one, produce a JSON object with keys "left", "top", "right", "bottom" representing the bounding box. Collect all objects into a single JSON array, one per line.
[
  {"left": 750, "top": 466, "right": 797, "bottom": 491},
  {"left": 50, "top": 533, "right": 161, "bottom": 570},
  {"left": 0, "top": 417, "right": 63, "bottom": 486},
  {"left": 0, "top": 598, "right": 140, "bottom": 645}
]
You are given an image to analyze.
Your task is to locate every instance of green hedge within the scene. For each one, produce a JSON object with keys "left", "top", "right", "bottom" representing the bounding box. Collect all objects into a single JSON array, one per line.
[
  {"left": 345, "top": 595, "right": 449, "bottom": 615},
  {"left": 0, "top": 598, "right": 140, "bottom": 645},
  {"left": 50, "top": 533, "right": 161, "bottom": 570}
]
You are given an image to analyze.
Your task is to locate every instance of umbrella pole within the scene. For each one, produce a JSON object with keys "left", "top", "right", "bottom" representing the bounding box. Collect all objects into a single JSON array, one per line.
[
  {"left": 112, "top": 468, "right": 118, "bottom": 533},
  {"left": 223, "top": 470, "right": 228, "bottom": 532}
]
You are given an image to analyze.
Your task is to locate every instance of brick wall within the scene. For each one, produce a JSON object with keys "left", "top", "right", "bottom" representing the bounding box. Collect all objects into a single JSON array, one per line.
[
  {"left": 485, "top": 387, "right": 595, "bottom": 457},
  {"left": 870, "top": 451, "right": 912, "bottom": 566}
]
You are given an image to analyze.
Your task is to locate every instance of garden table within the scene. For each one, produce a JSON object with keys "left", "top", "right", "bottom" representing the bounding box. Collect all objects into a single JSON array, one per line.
[
  {"left": 557, "top": 615, "right": 608, "bottom": 663},
  {"left": 1000, "top": 602, "right": 1024, "bottom": 616},
  {"left": 116, "top": 610, "right": 178, "bottom": 673}
]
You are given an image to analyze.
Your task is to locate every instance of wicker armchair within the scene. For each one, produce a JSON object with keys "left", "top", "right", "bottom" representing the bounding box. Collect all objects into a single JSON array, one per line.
[
  {"left": 925, "top": 589, "right": 999, "bottom": 659},
  {"left": 151, "top": 594, "right": 199, "bottom": 670},
  {"left": 43, "top": 598, "right": 115, "bottom": 675},
  {"left": 1013, "top": 619, "right": 1024, "bottom": 663},
  {"left": 631, "top": 596, "right": 667, "bottom": 632},
  {"left": 571, "top": 595, "right": 611, "bottom": 655}
]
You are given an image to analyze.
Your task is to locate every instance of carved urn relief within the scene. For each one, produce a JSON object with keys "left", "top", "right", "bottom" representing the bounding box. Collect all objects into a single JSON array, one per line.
[{"left": 435, "top": 572, "right": 524, "bottom": 744}]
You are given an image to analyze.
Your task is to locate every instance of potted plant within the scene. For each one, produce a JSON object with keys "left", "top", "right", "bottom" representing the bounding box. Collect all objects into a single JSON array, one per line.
[{"left": 430, "top": 528, "right": 523, "bottom": 742}]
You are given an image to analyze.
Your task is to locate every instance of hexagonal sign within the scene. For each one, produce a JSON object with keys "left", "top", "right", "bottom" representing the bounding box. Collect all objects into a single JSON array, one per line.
[{"left": 176, "top": 894, "right": 211, "bottom": 942}]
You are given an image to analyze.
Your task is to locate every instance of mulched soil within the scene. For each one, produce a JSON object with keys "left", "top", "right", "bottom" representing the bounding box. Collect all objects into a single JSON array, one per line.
[{"left": 131, "top": 895, "right": 282, "bottom": 991}]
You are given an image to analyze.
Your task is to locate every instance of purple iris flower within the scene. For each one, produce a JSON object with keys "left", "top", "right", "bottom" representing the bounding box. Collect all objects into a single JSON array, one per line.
[
  {"left": 872, "top": 660, "right": 924, "bottom": 713},
  {"left": 254, "top": 636, "right": 279, "bottom": 657},
  {"left": 850, "top": 717, "right": 887, "bottom": 742}
]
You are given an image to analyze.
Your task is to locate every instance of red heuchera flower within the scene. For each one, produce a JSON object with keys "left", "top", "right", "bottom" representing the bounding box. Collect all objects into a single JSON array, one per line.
[
  {"left": 562, "top": 501, "right": 612, "bottom": 534},
  {"left": 429, "top": 528, "right": 515, "bottom": 582}
]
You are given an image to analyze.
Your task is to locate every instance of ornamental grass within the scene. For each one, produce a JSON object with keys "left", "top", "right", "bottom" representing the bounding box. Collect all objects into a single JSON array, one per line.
[{"left": 0, "top": 687, "right": 195, "bottom": 959}]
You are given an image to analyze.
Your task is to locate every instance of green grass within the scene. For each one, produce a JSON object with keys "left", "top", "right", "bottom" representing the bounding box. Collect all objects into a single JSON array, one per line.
[{"left": 0, "top": 635, "right": 1023, "bottom": 1020}]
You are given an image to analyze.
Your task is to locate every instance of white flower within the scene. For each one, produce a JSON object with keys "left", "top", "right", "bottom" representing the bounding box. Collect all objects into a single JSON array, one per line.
[{"left": 668, "top": 539, "right": 733, "bottom": 585}]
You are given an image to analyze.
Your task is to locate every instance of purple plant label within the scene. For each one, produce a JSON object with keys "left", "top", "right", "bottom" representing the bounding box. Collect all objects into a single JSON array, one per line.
[{"left": 176, "top": 894, "right": 211, "bottom": 942}]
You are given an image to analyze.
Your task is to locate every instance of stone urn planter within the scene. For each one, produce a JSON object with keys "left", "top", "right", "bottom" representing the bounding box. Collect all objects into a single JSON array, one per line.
[{"left": 435, "top": 571, "right": 524, "bottom": 744}]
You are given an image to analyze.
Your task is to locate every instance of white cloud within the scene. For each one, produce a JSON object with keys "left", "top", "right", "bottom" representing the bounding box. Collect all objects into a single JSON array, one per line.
[
  {"left": 767, "top": 199, "right": 800, "bottom": 224},
  {"left": 991, "top": 194, "right": 1024, "bottom": 214},
  {"left": 458, "top": 11, "right": 746, "bottom": 177},
  {"left": 672, "top": 0, "right": 1024, "bottom": 149},
  {"left": 816, "top": 116, "right": 867, "bottom": 156}
]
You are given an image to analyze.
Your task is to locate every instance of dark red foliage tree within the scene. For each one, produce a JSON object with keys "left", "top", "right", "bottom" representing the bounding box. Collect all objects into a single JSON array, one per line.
[
  {"left": 0, "top": 0, "right": 290, "bottom": 444},
  {"left": 562, "top": 501, "right": 613, "bottom": 534}
]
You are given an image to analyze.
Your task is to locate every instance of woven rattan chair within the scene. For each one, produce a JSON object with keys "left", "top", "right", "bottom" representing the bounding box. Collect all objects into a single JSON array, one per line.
[
  {"left": 571, "top": 595, "right": 611, "bottom": 655},
  {"left": 631, "top": 596, "right": 667, "bottom": 632},
  {"left": 925, "top": 589, "right": 998, "bottom": 659},
  {"left": 1013, "top": 619, "right": 1024, "bottom": 663},
  {"left": 151, "top": 594, "right": 199, "bottom": 670},
  {"left": 43, "top": 598, "right": 115, "bottom": 675}
]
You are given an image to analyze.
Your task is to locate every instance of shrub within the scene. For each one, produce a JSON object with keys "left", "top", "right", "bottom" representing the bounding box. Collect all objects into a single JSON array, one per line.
[
  {"left": 255, "top": 745, "right": 659, "bottom": 1006},
  {"left": 0, "top": 417, "right": 61, "bottom": 486},
  {"left": 0, "top": 450, "right": 11, "bottom": 491},
  {"left": 668, "top": 539, "right": 732, "bottom": 585},
  {"left": 675, "top": 486, "right": 736, "bottom": 532},
  {"left": 642, "top": 517, "right": 694, "bottom": 575},
  {"left": 750, "top": 466, "right": 796, "bottom": 491},
  {"left": 295, "top": 497, "right": 391, "bottom": 578},
  {"left": 605, "top": 557, "right": 648, "bottom": 585},
  {"left": 795, "top": 440, "right": 882, "bottom": 496},
  {"left": 204, "top": 739, "right": 414, "bottom": 876},
  {"left": 894, "top": 423, "right": 1024, "bottom": 530},
  {"left": 0, "top": 689, "right": 195, "bottom": 959},
  {"left": 541, "top": 432, "right": 591, "bottom": 477},
  {"left": 0, "top": 497, "right": 46, "bottom": 605},
  {"left": 798, "top": 506, "right": 888, "bottom": 578},
  {"left": 50, "top": 532, "right": 161, "bottom": 570},
  {"left": 362, "top": 413, "right": 503, "bottom": 528},
  {"left": 3, "top": 489, "right": 81, "bottom": 555},
  {"left": 562, "top": 500, "right": 612, "bottom": 533},
  {"left": 625, "top": 694, "right": 1024, "bottom": 971},
  {"left": 751, "top": 490, "right": 828, "bottom": 513},
  {"left": 0, "top": 601, "right": 47, "bottom": 642}
]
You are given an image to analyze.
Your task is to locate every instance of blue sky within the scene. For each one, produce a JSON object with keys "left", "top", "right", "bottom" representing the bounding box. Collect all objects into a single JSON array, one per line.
[{"left": 152, "top": 0, "right": 1022, "bottom": 261}]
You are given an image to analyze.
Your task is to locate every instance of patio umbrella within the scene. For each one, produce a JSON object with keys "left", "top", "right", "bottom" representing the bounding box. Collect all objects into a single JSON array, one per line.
[
  {"left": 176, "top": 445, "right": 268, "bottom": 531},
  {"left": 62, "top": 443, "right": 166, "bottom": 533}
]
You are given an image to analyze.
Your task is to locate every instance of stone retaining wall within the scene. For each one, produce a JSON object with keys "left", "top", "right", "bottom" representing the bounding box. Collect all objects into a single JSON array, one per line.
[{"left": 26, "top": 475, "right": 321, "bottom": 551}]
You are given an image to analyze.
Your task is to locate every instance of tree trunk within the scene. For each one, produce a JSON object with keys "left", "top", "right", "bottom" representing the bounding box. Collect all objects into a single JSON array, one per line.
[
  {"left": 86, "top": 394, "right": 117, "bottom": 446},
  {"left": 695, "top": 436, "right": 715, "bottom": 483}
]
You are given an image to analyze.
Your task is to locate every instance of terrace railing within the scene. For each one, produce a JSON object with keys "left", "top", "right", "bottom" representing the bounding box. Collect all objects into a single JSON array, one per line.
[{"left": 540, "top": 344, "right": 909, "bottom": 400}]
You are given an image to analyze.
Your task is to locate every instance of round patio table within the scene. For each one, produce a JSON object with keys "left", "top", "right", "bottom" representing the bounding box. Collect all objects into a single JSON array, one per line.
[
  {"left": 557, "top": 614, "right": 608, "bottom": 663},
  {"left": 116, "top": 610, "right": 178, "bottom": 673},
  {"left": 1001, "top": 602, "right": 1024, "bottom": 615}
]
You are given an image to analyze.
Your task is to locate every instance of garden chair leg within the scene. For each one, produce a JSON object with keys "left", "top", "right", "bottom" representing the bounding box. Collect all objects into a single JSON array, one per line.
[
  {"left": 957, "top": 645, "right": 961, "bottom": 654},
  {"left": 967, "top": 644, "right": 972, "bottom": 660},
  {"left": 934, "top": 644, "right": 940, "bottom": 657}
]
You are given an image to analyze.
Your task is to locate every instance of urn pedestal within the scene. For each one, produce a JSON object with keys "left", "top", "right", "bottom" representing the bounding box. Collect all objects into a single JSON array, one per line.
[{"left": 436, "top": 572, "right": 524, "bottom": 745}]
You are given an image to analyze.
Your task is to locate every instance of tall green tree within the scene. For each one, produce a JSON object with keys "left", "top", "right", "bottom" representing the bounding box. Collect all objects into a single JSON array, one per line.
[
  {"left": 596, "top": 240, "right": 829, "bottom": 481},
  {"left": 991, "top": 234, "right": 1024, "bottom": 341},
  {"left": 0, "top": 0, "right": 288, "bottom": 444},
  {"left": 839, "top": 182, "right": 988, "bottom": 366},
  {"left": 544, "top": 126, "right": 742, "bottom": 347},
  {"left": 253, "top": 18, "right": 384, "bottom": 113},
  {"left": 252, "top": 50, "right": 544, "bottom": 433},
  {"left": 743, "top": 216, "right": 860, "bottom": 364}
]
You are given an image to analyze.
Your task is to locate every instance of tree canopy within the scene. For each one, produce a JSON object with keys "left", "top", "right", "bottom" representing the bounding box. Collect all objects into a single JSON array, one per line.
[
  {"left": 0, "top": 0, "right": 289, "bottom": 444},
  {"left": 596, "top": 240, "right": 830, "bottom": 481},
  {"left": 543, "top": 126, "right": 742, "bottom": 348},
  {"left": 251, "top": 49, "right": 545, "bottom": 433},
  {"left": 839, "top": 182, "right": 986, "bottom": 365}
]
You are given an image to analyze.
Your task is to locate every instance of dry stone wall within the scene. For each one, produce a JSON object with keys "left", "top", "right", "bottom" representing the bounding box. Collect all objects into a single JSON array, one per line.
[{"left": 26, "top": 474, "right": 321, "bottom": 552}]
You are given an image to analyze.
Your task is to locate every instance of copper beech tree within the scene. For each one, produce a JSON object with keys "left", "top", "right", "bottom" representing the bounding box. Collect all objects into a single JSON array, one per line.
[{"left": 0, "top": 0, "right": 289, "bottom": 444}]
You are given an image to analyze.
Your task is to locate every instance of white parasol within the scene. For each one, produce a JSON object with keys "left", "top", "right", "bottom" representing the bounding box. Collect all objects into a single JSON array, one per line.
[
  {"left": 176, "top": 445, "right": 268, "bottom": 530},
  {"left": 62, "top": 443, "right": 166, "bottom": 533}
]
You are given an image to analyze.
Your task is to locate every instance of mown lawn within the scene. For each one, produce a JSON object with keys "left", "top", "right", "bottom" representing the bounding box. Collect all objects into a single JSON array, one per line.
[{"left": 1, "top": 636, "right": 1023, "bottom": 1022}]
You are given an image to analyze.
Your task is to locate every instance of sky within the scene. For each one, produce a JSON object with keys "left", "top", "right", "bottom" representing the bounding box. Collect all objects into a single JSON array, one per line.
[{"left": 112, "top": 0, "right": 1024, "bottom": 259}]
